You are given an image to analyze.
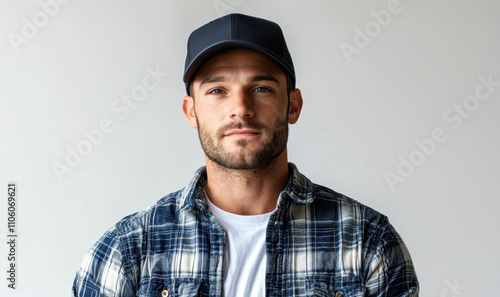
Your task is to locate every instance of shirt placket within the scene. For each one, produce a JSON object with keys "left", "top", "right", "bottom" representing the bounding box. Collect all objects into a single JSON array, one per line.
[
  {"left": 208, "top": 215, "right": 226, "bottom": 297},
  {"left": 266, "top": 205, "right": 288, "bottom": 297}
]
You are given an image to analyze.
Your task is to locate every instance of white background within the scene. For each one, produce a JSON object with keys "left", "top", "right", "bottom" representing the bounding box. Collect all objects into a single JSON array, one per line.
[{"left": 1, "top": 0, "right": 499, "bottom": 296}]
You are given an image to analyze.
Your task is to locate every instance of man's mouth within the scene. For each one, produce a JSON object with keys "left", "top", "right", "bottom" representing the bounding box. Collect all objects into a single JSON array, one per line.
[{"left": 224, "top": 129, "right": 261, "bottom": 137}]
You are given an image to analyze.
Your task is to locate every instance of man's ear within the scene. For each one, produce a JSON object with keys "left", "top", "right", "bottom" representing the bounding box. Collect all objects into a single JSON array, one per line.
[
  {"left": 183, "top": 95, "right": 198, "bottom": 129},
  {"left": 288, "top": 88, "right": 303, "bottom": 124}
]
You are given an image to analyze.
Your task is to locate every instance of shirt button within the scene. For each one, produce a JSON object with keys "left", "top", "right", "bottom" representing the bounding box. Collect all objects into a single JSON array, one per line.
[
  {"left": 161, "top": 289, "right": 169, "bottom": 297},
  {"left": 334, "top": 291, "right": 344, "bottom": 297}
]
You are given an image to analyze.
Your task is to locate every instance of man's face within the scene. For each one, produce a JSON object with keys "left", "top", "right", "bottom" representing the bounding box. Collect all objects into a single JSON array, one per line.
[{"left": 183, "top": 49, "right": 301, "bottom": 170}]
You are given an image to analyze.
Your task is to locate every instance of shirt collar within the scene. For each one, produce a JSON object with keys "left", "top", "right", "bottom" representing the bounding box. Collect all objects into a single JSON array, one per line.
[
  {"left": 283, "top": 162, "right": 315, "bottom": 204},
  {"left": 178, "top": 166, "right": 208, "bottom": 212},
  {"left": 177, "top": 162, "right": 315, "bottom": 212}
]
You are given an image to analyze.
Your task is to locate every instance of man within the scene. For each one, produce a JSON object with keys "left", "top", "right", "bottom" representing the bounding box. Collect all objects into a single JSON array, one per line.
[{"left": 72, "top": 14, "right": 419, "bottom": 297}]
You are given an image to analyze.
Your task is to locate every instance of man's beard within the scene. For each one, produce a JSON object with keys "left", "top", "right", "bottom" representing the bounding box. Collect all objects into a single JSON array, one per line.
[{"left": 196, "top": 115, "right": 289, "bottom": 170}]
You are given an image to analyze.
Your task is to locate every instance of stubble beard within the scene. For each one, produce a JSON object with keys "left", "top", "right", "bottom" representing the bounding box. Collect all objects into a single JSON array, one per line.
[{"left": 197, "top": 115, "right": 289, "bottom": 170}]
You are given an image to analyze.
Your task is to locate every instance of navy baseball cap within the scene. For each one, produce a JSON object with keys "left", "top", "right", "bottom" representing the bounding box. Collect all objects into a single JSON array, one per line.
[{"left": 183, "top": 13, "right": 295, "bottom": 95}]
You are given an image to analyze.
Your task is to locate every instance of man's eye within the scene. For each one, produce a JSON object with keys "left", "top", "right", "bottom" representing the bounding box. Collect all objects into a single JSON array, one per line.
[
  {"left": 208, "top": 89, "right": 224, "bottom": 95},
  {"left": 254, "top": 87, "right": 271, "bottom": 93}
]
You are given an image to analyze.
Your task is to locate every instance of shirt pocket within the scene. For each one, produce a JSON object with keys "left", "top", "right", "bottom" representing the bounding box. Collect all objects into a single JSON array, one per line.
[
  {"left": 136, "top": 278, "right": 201, "bottom": 297},
  {"left": 305, "top": 276, "right": 365, "bottom": 297}
]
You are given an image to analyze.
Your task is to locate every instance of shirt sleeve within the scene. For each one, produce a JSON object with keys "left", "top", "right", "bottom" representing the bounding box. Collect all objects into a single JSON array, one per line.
[
  {"left": 72, "top": 226, "right": 135, "bottom": 297},
  {"left": 363, "top": 220, "right": 419, "bottom": 297}
]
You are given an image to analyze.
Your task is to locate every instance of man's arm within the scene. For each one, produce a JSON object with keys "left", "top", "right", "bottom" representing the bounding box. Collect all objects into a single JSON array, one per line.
[
  {"left": 72, "top": 226, "right": 135, "bottom": 297},
  {"left": 364, "top": 221, "right": 419, "bottom": 297}
]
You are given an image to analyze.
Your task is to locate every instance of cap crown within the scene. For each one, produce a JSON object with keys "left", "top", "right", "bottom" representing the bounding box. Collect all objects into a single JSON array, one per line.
[{"left": 184, "top": 13, "right": 295, "bottom": 94}]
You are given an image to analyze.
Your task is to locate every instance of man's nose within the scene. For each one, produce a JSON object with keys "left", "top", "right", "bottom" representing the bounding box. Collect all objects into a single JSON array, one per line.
[{"left": 228, "top": 89, "right": 255, "bottom": 120}]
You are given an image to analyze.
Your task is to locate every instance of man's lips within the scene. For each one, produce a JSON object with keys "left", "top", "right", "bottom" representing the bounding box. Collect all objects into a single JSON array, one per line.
[{"left": 224, "top": 129, "right": 261, "bottom": 137}]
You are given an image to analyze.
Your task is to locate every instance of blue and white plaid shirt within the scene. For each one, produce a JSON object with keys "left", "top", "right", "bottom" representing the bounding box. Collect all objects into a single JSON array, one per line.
[{"left": 72, "top": 163, "right": 418, "bottom": 297}]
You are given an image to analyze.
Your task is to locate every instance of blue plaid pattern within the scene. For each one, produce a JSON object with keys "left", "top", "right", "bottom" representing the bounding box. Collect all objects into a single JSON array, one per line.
[{"left": 72, "top": 163, "right": 418, "bottom": 297}]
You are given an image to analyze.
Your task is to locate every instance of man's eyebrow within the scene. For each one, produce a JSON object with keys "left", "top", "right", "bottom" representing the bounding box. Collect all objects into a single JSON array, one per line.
[
  {"left": 198, "top": 74, "right": 280, "bottom": 89},
  {"left": 199, "top": 76, "right": 227, "bottom": 89},
  {"left": 250, "top": 75, "right": 280, "bottom": 85}
]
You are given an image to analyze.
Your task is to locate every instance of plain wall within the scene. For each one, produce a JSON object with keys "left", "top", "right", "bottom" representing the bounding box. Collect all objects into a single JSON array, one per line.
[{"left": 1, "top": 0, "right": 499, "bottom": 296}]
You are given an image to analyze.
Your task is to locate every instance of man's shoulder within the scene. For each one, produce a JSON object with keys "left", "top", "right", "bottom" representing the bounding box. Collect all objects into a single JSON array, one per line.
[
  {"left": 112, "top": 189, "right": 185, "bottom": 237},
  {"left": 309, "top": 182, "right": 389, "bottom": 226},
  {"left": 288, "top": 164, "right": 389, "bottom": 226},
  {"left": 106, "top": 166, "right": 207, "bottom": 242}
]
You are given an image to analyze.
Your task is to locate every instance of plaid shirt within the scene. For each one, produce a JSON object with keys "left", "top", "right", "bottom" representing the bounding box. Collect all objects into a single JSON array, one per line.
[{"left": 72, "top": 163, "right": 418, "bottom": 297}]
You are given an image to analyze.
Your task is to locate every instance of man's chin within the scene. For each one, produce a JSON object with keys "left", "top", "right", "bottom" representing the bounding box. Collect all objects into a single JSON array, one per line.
[
  {"left": 213, "top": 162, "right": 269, "bottom": 171},
  {"left": 210, "top": 155, "right": 258, "bottom": 170},
  {"left": 207, "top": 151, "right": 281, "bottom": 171}
]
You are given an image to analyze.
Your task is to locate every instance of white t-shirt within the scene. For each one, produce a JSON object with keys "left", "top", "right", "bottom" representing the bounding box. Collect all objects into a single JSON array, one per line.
[{"left": 205, "top": 197, "right": 272, "bottom": 297}]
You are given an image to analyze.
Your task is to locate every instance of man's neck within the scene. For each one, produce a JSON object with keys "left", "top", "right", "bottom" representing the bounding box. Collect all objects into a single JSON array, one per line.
[{"left": 204, "top": 152, "right": 289, "bottom": 215}]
